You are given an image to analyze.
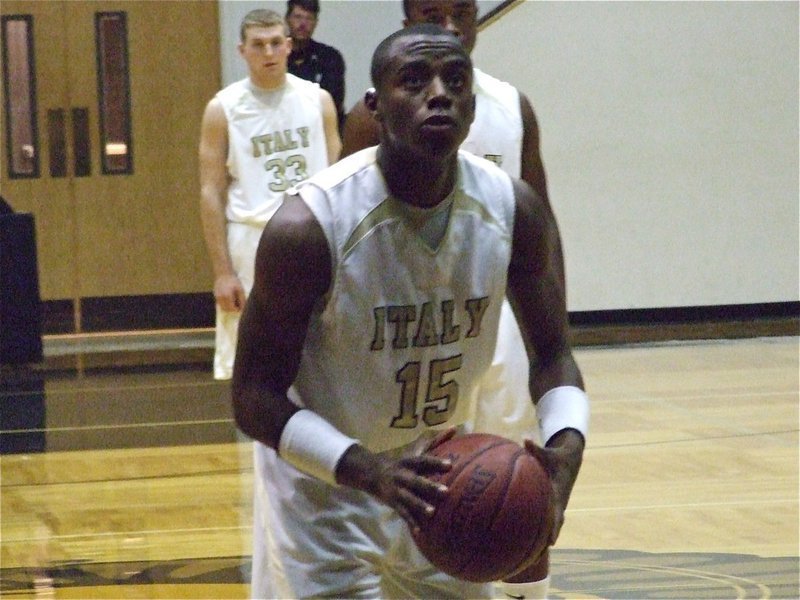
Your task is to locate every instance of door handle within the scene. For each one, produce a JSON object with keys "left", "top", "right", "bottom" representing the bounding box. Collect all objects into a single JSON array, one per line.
[
  {"left": 71, "top": 108, "right": 91, "bottom": 177},
  {"left": 46, "top": 109, "right": 67, "bottom": 178},
  {"left": 46, "top": 108, "right": 92, "bottom": 178}
]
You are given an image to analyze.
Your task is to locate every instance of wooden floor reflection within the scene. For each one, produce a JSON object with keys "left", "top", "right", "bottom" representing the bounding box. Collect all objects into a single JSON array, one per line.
[{"left": 1, "top": 336, "right": 798, "bottom": 599}]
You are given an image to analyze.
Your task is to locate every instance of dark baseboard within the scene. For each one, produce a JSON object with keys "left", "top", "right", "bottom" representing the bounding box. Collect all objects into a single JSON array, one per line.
[
  {"left": 40, "top": 300, "right": 75, "bottom": 335},
  {"left": 19, "top": 297, "right": 798, "bottom": 372},
  {"left": 39, "top": 296, "right": 799, "bottom": 343},
  {"left": 41, "top": 293, "right": 215, "bottom": 334},
  {"left": 569, "top": 302, "right": 799, "bottom": 346}
]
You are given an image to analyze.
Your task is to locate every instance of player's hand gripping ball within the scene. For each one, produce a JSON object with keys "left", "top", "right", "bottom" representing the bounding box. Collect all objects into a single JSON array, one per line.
[{"left": 412, "top": 433, "right": 553, "bottom": 582}]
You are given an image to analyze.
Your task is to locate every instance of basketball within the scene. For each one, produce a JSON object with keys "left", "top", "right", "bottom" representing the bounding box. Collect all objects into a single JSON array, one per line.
[{"left": 412, "top": 433, "right": 553, "bottom": 583}]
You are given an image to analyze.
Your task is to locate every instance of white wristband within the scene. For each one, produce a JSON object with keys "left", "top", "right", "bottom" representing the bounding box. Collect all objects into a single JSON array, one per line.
[
  {"left": 278, "top": 409, "right": 359, "bottom": 485},
  {"left": 537, "top": 386, "right": 590, "bottom": 446}
]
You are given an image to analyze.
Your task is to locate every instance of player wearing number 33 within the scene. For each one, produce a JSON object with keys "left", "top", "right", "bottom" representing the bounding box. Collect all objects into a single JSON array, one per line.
[
  {"left": 199, "top": 9, "right": 341, "bottom": 381},
  {"left": 232, "top": 24, "right": 588, "bottom": 599}
]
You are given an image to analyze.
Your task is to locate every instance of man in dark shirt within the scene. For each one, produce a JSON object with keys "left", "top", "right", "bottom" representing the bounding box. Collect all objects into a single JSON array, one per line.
[{"left": 286, "top": 0, "right": 346, "bottom": 132}]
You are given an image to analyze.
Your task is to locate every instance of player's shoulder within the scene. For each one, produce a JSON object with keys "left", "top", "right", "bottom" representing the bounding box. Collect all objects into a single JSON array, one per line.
[
  {"left": 215, "top": 78, "right": 249, "bottom": 102},
  {"left": 301, "top": 147, "right": 379, "bottom": 193},
  {"left": 285, "top": 73, "right": 327, "bottom": 108},
  {"left": 473, "top": 68, "right": 518, "bottom": 96},
  {"left": 286, "top": 72, "right": 320, "bottom": 93},
  {"left": 458, "top": 148, "right": 510, "bottom": 179},
  {"left": 457, "top": 150, "right": 517, "bottom": 222}
]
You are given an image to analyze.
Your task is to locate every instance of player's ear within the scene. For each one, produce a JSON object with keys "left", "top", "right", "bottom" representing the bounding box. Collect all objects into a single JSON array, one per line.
[{"left": 364, "top": 87, "right": 381, "bottom": 121}]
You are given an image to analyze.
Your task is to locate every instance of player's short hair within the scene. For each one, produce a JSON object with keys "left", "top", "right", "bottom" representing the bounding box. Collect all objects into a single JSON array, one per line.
[
  {"left": 402, "top": 0, "right": 478, "bottom": 19},
  {"left": 287, "top": 0, "right": 320, "bottom": 17},
  {"left": 371, "top": 23, "right": 469, "bottom": 88},
  {"left": 240, "top": 9, "right": 288, "bottom": 42}
]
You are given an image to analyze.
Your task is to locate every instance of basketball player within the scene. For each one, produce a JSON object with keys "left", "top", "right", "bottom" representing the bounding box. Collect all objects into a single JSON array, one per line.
[
  {"left": 342, "top": 2, "right": 562, "bottom": 595},
  {"left": 199, "top": 9, "right": 341, "bottom": 381},
  {"left": 232, "top": 24, "right": 588, "bottom": 599}
]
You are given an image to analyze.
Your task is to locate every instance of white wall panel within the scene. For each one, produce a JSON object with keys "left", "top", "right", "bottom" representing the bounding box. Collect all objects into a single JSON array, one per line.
[{"left": 474, "top": 1, "right": 798, "bottom": 310}]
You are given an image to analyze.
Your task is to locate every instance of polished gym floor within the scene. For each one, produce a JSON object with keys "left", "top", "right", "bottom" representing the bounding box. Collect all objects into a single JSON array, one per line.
[{"left": 1, "top": 333, "right": 798, "bottom": 599}]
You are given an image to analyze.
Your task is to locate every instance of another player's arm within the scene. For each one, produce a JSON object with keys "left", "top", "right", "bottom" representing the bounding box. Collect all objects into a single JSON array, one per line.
[
  {"left": 198, "top": 98, "right": 244, "bottom": 312},
  {"left": 519, "top": 92, "right": 565, "bottom": 289},
  {"left": 319, "top": 88, "right": 343, "bottom": 164},
  {"left": 506, "top": 178, "right": 585, "bottom": 545},
  {"left": 340, "top": 97, "right": 381, "bottom": 158},
  {"left": 519, "top": 93, "right": 548, "bottom": 205}
]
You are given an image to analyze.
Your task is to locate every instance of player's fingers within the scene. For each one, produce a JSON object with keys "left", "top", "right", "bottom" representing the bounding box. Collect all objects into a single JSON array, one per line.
[
  {"left": 412, "top": 475, "right": 448, "bottom": 506},
  {"left": 549, "top": 511, "right": 565, "bottom": 545},
  {"left": 523, "top": 439, "right": 564, "bottom": 544},
  {"left": 393, "top": 461, "right": 448, "bottom": 496},
  {"left": 523, "top": 439, "right": 553, "bottom": 474},
  {"left": 426, "top": 427, "right": 457, "bottom": 450},
  {"left": 409, "top": 427, "right": 456, "bottom": 456},
  {"left": 402, "top": 453, "right": 452, "bottom": 476},
  {"left": 391, "top": 498, "right": 421, "bottom": 535},
  {"left": 217, "top": 294, "right": 237, "bottom": 312},
  {"left": 233, "top": 286, "right": 246, "bottom": 311},
  {"left": 395, "top": 485, "right": 436, "bottom": 529}
]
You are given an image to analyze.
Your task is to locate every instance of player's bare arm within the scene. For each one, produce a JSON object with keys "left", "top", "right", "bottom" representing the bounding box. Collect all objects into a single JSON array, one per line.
[
  {"left": 506, "top": 177, "right": 585, "bottom": 545},
  {"left": 520, "top": 92, "right": 566, "bottom": 290},
  {"left": 519, "top": 93, "right": 548, "bottom": 204},
  {"left": 231, "top": 194, "right": 332, "bottom": 447},
  {"left": 340, "top": 96, "right": 380, "bottom": 158},
  {"left": 198, "top": 98, "right": 245, "bottom": 312},
  {"left": 319, "top": 88, "right": 343, "bottom": 163}
]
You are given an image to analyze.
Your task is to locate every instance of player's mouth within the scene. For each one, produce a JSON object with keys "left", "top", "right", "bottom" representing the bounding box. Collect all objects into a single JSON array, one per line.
[{"left": 421, "top": 114, "right": 458, "bottom": 132}]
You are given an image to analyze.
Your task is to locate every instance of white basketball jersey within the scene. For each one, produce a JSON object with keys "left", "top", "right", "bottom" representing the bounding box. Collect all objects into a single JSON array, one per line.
[
  {"left": 462, "top": 68, "right": 523, "bottom": 178},
  {"left": 216, "top": 74, "right": 329, "bottom": 226},
  {"left": 291, "top": 148, "right": 516, "bottom": 453}
]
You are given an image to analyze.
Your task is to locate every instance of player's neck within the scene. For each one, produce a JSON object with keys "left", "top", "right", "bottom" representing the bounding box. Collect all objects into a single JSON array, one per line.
[
  {"left": 378, "top": 147, "right": 457, "bottom": 208},
  {"left": 249, "top": 73, "right": 287, "bottom": 92}
]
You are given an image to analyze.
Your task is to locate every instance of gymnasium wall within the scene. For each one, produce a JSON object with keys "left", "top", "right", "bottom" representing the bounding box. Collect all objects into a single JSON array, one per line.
[
  {"left": 218, "top": 1, "right": 799, "bottom": 313},
  {"left": 473, "top": 1, "right": 799, "bottom": 311}
]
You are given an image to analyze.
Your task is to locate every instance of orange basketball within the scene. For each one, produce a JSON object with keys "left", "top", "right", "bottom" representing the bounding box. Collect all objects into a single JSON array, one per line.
[{"left": 412, "top": 433, "right": 553, "bottom": 582}]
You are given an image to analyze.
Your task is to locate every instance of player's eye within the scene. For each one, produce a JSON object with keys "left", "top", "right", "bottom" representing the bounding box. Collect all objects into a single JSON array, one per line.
[
  {"left": 399, "top": 68, "right": 428, "bottom": 90},
  {"left": 454, "top": 4, "right": 477, "bottom": 21},
  {"left": 447, "top": 73, "right": 467, "bottom": 90},
  {"left": 403, "top": 76, "right": 425, "bottom": 90},
  {"left": 453, "top": 10, "right": 474, "bottom": 23},
  {"left": 423, "top": 12, "right": 445, "bottom": 25}
]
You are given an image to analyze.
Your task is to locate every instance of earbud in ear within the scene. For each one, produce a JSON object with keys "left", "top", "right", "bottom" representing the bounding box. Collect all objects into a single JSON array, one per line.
[
  {"left": 364, "top": 87, "right": 382, "bottom": 122},
  {"left": 364, "top": 87, "right": 378, "bottom": 111}
]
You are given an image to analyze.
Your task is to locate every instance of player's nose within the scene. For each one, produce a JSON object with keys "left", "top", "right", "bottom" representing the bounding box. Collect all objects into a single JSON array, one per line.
[
  {"left": 442, "top": 17, "right": 462, "bottom": 39},
  {"left": 426, "top": 76, "right": 452, "bottom": 106}
]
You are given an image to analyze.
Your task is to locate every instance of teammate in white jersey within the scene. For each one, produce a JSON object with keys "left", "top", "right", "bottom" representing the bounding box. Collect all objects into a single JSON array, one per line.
[
  {"left": 233, "top": 24, "right": 588, "bottom": 599},
  {"left": 199, "top": 9, "right": 341, "bottom": 380},
  {"left": 341, "top": 2, "right": 563, "bottom": 594}
]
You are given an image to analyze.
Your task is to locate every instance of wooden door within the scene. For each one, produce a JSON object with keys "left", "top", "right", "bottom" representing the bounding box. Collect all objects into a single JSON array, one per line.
[{"left": 0, "top": 1, "right": 219, "bottom": 329}]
